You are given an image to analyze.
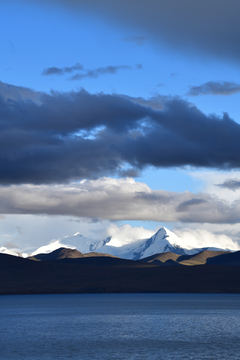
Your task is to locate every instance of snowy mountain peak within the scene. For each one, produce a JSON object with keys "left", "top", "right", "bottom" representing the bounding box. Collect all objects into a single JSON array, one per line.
[
  {"left": 94, "top": 227, "right": 191, "bottom": 260},
  {"left": 147, "top": 227, "right": 182, "bottom": 248},
  {"left": 31, "top": 232, "right": 111, "bottom": 256},
  {"left": 151, "top": 227, "right": 169, "bottom": 242}
]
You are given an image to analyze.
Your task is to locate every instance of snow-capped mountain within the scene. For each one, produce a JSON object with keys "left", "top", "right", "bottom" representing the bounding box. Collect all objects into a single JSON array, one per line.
[
  {"left": 96, "top": 227, "right": 202, "bottom": 260},
  {"left": 30, "top": 227, "right": 191, "bottom": 258},
  {"left": 32, "top": 227, "right": 235, "bottom": 260},
  {"left": 2, "top": 226, "right": 239, "bottom": 259},
  {"left": 31, "top": 232, "right": 111, "bottom": 256}
]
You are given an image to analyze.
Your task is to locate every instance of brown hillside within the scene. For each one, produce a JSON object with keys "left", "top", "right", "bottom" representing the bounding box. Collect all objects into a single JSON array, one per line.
[
  {"left": 179, "top": 250, "right": 230, "bottom": 266},
  {"left": 29, "top": 247, "right": 84, "bottom": 261},
  {"left": 84, "top": 252, "right": 119, "bottom": 258},
  {"left": 141, "top": 252, "right": 180, "bottom": 263}
]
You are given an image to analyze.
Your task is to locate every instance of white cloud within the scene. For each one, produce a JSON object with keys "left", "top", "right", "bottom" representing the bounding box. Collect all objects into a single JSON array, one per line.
[
  {"left": 106, "top": 224, "right": 155, "bottom": 247},
  {"left": 190, "top": 170, "right": 240, "bottom": 203},
  {"left": 175, "top": 222, "right": 240, "bottom": 244},
  {"left": 0, "top": 214, "right": 112, "bottom": 251},
  {"left": 1, "top": 214, "right": 240, "bottom": 254},
  {"left": 0, "top": 177, "right": 240, "bottom": 223},
  {"left": 1, "top": 175, "right": 240, "bottom": 253},
  {"left": 173, "top": 227, "right": 240, "bottom": 251}
]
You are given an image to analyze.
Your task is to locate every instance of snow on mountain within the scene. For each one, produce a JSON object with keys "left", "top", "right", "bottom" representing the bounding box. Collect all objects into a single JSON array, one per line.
[
  {"left": 0, "top": 246, "right": 20, "bottom": 257},
  {"left": 0, "top": 246, "right": 28, "bottom": 258},
  {"left": 3, "top": 226, "right": 240, "bottom": 259},
  {"left": 96, "top": 227, "right": 240, "bottom": 260},
  {"left": 32, "top": 227, "right": 186, "bottom": 259},
  {"left": 96, "top": 227, "right": 198, "bottom": 260},
  {"left": 32, "top": 232, "right": 111, "bottom": 256}
]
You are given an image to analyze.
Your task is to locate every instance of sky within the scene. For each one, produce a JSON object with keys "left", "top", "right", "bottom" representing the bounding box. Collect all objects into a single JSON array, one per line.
[{"left": 1, "top": 0, "right": 240, "bottom": 252}]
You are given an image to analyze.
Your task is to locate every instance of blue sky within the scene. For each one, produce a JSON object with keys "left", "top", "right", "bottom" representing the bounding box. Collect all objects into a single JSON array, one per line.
[
  {"left": 3, "top": 1, "right": 240, "bottom": 116},
  {"left": 1, "top": 0, "right": 240, "bottom": 251}
]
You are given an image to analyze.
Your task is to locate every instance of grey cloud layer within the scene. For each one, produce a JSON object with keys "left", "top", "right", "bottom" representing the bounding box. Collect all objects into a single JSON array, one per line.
[
  {"left": 216, "top": 179, "right": 240, "bottom": 191},
  {"left": 36, "top": 0, "right": 240, "bottom": 63},
  {"left": 187, "top": 81, "right": 240, "bottom": 96},
  {"left": 1, "top": 84, "right": 240, "bottom": 184},
  {"left": 0, "top": 179, "right": 239, "bottom": 224}
]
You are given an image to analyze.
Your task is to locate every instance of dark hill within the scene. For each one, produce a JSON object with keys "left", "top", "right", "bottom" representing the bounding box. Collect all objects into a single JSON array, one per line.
[
  {"left": 141, "top": 250, "right": 231, "bottom": 266},
  {"left": 2, "top": 253, "right": 240, "bottom": 294},
  {"left": 141, "top": 252, "right": 180, "bottom": 263},
  {"left": 29, "top": 247, "right": 84, "bottom": 261},
  {"left": 57, "top": 256, "right": 153, "bottom": 267},
  {"left": 207, "top": 251, "right": 240, "bottom": 266},
  {"left": 149, "top": 259, "right": 182, "bottom": 266},
  {"left": 84, "top": 252, "right": 119, "bottom": 258},
  {"left": 29, "top": 248, "right": 120, "bottom": 262},
  {"left": 179, "top": 250, "right": 230, "bottom": 265}
]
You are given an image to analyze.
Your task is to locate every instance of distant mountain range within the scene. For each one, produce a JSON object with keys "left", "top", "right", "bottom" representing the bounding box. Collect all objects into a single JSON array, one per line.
[
  {"left": 1, "top": 226, "right": 239, "bottom": 260},
  {"left": 2, "top": 235, "right": 240, "bottom": 295},
  {"left": 28, "top": 247, "right": 240, "bottom": 267}
]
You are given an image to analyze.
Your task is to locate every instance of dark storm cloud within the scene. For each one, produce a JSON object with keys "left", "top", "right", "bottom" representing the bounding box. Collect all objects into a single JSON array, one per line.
[
  {"left": 2, "top": 83, "right": 240, "bottom": 184},
  {"left": 42, "top": 63, "right": 83, "bottom": 76},
  {"left": 216, "top": 179, "right": 240, "bottom": 191},
  {"left": 70, "top": 65, "right": 131, "bottom": 80},
  {"left": 35, "top": 0, "right": 240, "bottom": 63},
  {"left": 176, "top": 199, "right": 208, "bottom": 212},
  {"left": 187, "top": 81, "right": 240, "bottom": 96},
  {"left": 118, "top": 168, "right": 141, "bottom": 178}
]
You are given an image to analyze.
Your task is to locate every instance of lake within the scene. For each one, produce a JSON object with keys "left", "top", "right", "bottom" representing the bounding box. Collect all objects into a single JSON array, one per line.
[{"left": 1, "top": 293, "right": 240, "bottom": 359}]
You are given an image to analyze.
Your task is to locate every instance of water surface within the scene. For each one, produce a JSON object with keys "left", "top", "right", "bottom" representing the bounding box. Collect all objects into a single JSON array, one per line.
[{"left": 1, "top": 293, "right": 240, "bottom": 359}]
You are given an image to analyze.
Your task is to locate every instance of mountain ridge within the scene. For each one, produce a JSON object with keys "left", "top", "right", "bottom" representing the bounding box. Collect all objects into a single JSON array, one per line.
[
  {"left": 29, "top": 247, "right": 120, "bottom": 261},
  {"left": 1, "top": 226, "right": 240, "bottom": 260},
  {"left": 2, "top": 251, "right": 240, "bottom": 295}
]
